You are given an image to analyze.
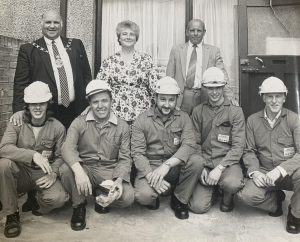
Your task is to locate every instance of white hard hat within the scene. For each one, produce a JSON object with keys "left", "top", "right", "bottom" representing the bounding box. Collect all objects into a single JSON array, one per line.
[
  {"left": 156, "top": 76, "right": 181, "bottom": 95},
  {"left": 259, "top": 76, "right": 288, "bottom": 95},
  {"left": 202, "top": 67, "right": 226, "bottom": 87},
  {"left": 86, "top": 79, "right": 112, "bottom": 98},
  {"left": 24, "top": 81, "right": 52, "bottom": 103}
]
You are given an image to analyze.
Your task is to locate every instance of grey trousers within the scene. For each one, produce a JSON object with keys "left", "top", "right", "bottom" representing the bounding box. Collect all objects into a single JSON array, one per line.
[
  {"left": 238, "top": 167, "right": 300, "bottom": 218},
  {"left": 181, "top": 88, "right": 208, "bottom": 115},
  {"left": 189, "top": 163, "right": 244, "bottom": 214},
  {"left": 134, "top": 153, "right": 204, "bottom": 206},
  {"left": 59, "top": 163, "right": 134, "bottom": 208},
  {"left": 0, "top": 158, "right": 69, "bottom": 215}
]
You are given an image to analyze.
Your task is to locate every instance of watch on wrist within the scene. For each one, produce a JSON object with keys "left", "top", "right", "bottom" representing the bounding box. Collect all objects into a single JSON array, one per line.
[
  {"left": 217, "top": 164, "right": 225, "bottom": 171},
  {"left": 164, "top": 160, "right": 172, "bottom": 168}
]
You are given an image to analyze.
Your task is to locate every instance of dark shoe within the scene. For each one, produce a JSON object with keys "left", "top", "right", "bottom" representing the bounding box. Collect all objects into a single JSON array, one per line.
[
  {"left": 170, "top": 194, "right": 189, "bottom": 220},
  {"left": 22, "top": 191, "right": 42, "bottom": 216},
  {"left": 286, "top": 206, "right": 300, "bottom": 234},
  {"left": 220, "top": 194, "right": 234, "bottom": 212},
  {"left": 94, "top": 203, "right": 110, "bottom": 214},
  {"left": 4, "top": 212, "right": 21, "bottom": 238},
  {"left": 71, "top": 203, "right": 86, "bottom": 231},
  {"left": 146, "top": 198, "right": 160, "bottom": 210},
  {"left": 0, "top": 201, "right": 2, "bottom": 211},
  {"left": 269, "top": 190, "right": 285, "bottom": 217}
]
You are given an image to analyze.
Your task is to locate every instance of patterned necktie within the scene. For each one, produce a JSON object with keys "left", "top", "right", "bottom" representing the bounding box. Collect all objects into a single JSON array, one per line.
[
  {"left": 186, "top": 44, "right": 198, "bottom": 88},
  {"left": 52, "top": 40, "right": 70, "bottom": 107}
]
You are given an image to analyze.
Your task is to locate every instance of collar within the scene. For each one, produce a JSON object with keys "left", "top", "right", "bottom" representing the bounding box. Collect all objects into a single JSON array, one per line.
[
  {"left": 86, "top": 110, "right": 118, "bottom": 125},
  {"left": 259, "top": 107, "right": 287, "bottom": 118},
  {"left": 147, "top": 106, "right": 181, "bottom": 118},
  {"left": 264, "top": 108, "right": 282, "bottom": 121},
  {"left": 188, "top": 41, "right": 203, "bottom": 48},
  {"left": 203, "top": 97, "right": 230, "bottom": 108},
  {"left": 44, "top": 36, "right": 62, "bottom": 46}
]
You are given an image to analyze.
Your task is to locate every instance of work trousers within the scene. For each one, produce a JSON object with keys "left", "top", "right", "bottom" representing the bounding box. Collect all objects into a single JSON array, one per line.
[
  {"left": 59, "top": 163, "right": 134, "bottom": 208},
  {"left": 134, "top": 154, "right": 204, "bottom": 206},
  {"left": 238, "top": 168, "right": 300, "bottom": 218},
  {"left": 181, "top": 88, "right": 208, "bottom": 115},
  {"left": 0, "top": 158, "right": 69, "bottom": 215},
  {"left": 189, "top": 162, "right": 244, "bottom": 214}
]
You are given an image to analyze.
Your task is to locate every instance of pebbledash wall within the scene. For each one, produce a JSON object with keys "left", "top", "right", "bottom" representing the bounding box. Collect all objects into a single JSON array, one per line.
[{"left": 0, "top": 0, "right": 94, "bottom": 139}]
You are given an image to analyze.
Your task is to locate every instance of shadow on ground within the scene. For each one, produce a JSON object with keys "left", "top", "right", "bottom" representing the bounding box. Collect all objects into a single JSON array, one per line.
[{"left": 0, "top": 192, "right": 298, "bottom": 242}]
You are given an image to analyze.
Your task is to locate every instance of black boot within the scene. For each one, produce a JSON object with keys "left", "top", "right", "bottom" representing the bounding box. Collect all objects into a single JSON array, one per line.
[
  {"left": 146, "top": 197, "right": 160, "bottom": 210},
  {"left": 286, "top": 205, "right": 300, "bottom": 234},
  {"left": 220, "top": 193, "right": 234, "bottom": 212},
  {"left": 4, "top": 211, "right": 21, "bottom": 238},
  {"left": 22, "top": 190, "right": 41, "bottom": 216},
  {"left": 71, "top": 203, "right": 87, "bottom": 231},
  {"left": 94, "top": 203, "right": 110, "bottom": 214},
  {"left": 269, "top": 190, "right": 285, "bottom": 217},
  {"left": 170, "top": 194, "right": 189, "bottom": 219}
]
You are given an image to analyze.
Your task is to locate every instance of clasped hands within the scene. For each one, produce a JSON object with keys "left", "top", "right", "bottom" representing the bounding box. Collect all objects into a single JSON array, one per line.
[
  {"left": 146, "top": 163, "right": 171, "bottom": 194},
  {"left": 252, "top": 169, "right": 281, "bottom": 188}
]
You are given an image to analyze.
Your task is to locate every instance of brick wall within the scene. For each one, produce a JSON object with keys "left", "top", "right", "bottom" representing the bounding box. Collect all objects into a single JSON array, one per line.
[{"left": 0, "top": 35, "right": 25, "bottom": 140}]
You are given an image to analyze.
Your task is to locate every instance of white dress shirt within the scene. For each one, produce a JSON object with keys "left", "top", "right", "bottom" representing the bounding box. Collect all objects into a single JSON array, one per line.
[
  {"left": 44, "top": 36, "right": 75, "bottom": 104},
  {"left": 186, "top": 41, "right": 203, "bottom": 89}
]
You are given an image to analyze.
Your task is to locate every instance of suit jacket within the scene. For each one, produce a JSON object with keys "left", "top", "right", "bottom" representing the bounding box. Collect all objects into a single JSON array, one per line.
[
  {"left": 166, "top": 42, "right": 232, "bottom": 107},
  {"left": 13, "top": 36, "right": 92, "bottom": 118}
]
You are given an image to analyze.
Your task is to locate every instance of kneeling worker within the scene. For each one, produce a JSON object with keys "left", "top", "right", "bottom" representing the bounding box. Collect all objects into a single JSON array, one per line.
[
  {"left": 60, "top": 79, "right": 134, "bottom": 231},
  {"left": 132, "top": 76, "right": 203, "bottom": 219},
  {"left": 189, "top": 67, "right": 245, "bottom": 214},
  {"left": 238, "top": 77, "right": 300, "bottom": 234},
  {"left": 0, "top": 81, "right": 69, "bottom": 238}
]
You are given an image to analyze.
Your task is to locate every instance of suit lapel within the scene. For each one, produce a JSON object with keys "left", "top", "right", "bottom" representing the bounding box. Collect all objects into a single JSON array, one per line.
[
  {"left": 180, "top": 43, "right": 189, "bottom": 80},
  {"left": 61, "top": 37, "right": 76, "bottom": 83},
  {"left": 35, "top": 38, "right": 56, "bottom": 83},
  {"left": 202, "top": 44, "right": 210, "bottom": 73}
]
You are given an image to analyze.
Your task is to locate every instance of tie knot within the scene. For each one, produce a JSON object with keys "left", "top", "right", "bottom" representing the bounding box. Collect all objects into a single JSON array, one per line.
[
  {"left": 193, "top": 44, "right": 198, "bottom": 48},
  {"left": 52, "top": 40, "right": 56, "bottom": 45}
]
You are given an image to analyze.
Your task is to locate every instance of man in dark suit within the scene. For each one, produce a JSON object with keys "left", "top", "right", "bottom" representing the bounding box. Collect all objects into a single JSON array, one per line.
[
  {"left": 11, "top": 9, "right": 92, "bottom": 128},
  {"left": 166, "top": 19, "right": 236, "bottom": 115},
  {"left": 8, "top": 9, "right": 92, "bottom": 215}
]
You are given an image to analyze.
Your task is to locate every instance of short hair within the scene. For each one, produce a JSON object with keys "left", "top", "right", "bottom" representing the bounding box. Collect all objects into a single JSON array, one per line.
[
  {"left": 186, "top": 19, "right": 206, "bottom": 32},
  {"left": 116, "top": 20, "right": 140, "bottom": 44}
]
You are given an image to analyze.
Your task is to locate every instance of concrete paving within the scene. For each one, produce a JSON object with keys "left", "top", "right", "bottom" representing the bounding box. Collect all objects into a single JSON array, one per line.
[{"left": 0, "top": 192, "right": 299, "bottom": 242}]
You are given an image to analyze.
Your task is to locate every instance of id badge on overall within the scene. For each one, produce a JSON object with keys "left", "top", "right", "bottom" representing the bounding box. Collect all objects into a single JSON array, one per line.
[
  {"left": 283, "top": 147, "right": 295, "bottom": 157},
  {"left": 217, "top": 134, "right": 230, "bottom": 143}
]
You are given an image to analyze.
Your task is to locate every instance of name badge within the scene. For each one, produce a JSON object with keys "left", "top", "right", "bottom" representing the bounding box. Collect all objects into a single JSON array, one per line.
[
  {"left": 284, "top": 147, "right": 295, "bottom": 157},
  {"left": 218, "top": 134, "right": 230, "bottom": 143},
  {"left": 42, "top": 150, "right": 52, "bottom": 159},
  {"left": 174, "top": 137, "right": 180, "bottom": 145}
]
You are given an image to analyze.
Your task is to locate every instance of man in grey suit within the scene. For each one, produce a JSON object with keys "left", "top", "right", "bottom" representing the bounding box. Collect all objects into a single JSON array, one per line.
[{"left": 166, "top": 19, "right": 235, "bottom": 114}]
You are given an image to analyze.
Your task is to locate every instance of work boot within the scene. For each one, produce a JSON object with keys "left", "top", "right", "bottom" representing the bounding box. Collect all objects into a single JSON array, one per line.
[
  {"left": 22, "top": 190, "right": 42, "bottom": 216},
  {"left": 4, "top": 211, "right": 21, "bottom": 238},
  {"left": 170, "top": 194, "right": 189, "bottom": 219},
  {"left": 94, "top": 203, "right": 110, "bottom": 214},
  {"left": 286, "top": 205, "right": 300, "bottom": 234},
  {"left": 71, "top": 202, "right": 87, "bottom": 231},
  {"left": 269, "top": 190, "right": 285, "bottom": 217},
  {"left": 146, "top": 197, "right": 160, "bottom": 210},
  {"left": 220, "top": 193, "right": 234, "bottom": 212}
]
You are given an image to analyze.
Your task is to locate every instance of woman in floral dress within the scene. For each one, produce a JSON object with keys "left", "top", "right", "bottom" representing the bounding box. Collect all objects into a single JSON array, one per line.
[{"left": 96, "top": 20, "right": 158, "bottom": 124}]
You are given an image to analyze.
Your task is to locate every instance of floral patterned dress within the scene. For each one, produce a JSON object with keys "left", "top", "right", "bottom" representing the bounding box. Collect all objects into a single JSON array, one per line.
[{"left": 96, "top": 51, "right": 158, "bottom": 122}]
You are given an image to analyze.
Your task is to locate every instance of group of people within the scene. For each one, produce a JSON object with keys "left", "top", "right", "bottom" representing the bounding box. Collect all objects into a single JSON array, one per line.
[{"left": 0, "top": 9, "right": 299, "bottom": 239}]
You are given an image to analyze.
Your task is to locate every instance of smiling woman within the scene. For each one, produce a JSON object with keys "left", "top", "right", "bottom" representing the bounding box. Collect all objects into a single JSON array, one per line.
[{"left": 96, "top": 20, "right": 159, "bottom": 124}]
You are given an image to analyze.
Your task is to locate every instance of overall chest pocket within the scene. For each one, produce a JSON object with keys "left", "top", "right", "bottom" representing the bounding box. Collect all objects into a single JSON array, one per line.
[
  {"left": 40, "top": 139, "right": 55, "bottom": 160},
  {"left": 278, "top": 137, "right": 295, "bottom": 158},
  {"left": 215, "top": 120, "right": 232, "bottom": 144},
  {"left": 168, "top": 127, "right": 182, "bottom": 147},
  {"left": 108, "top": 135, "right": 122, "bottom": 160}
]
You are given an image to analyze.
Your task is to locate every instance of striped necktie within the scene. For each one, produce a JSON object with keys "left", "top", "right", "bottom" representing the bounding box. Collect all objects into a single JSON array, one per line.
[
  {"left": 186, "top": 44, "right": 197, "bottom": 88},
  {"left": 52, "top": 40, "right": 70, "bottom": 107}
]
